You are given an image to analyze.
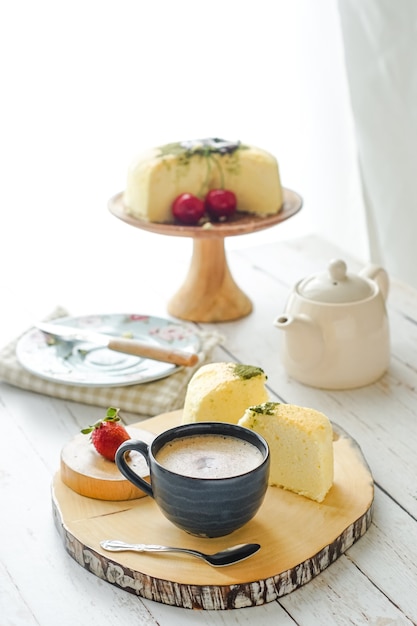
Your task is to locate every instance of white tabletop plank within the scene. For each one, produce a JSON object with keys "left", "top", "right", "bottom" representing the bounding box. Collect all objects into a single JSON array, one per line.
[{"left": 1, "top": 235, "right": 416, "bottom": 625}]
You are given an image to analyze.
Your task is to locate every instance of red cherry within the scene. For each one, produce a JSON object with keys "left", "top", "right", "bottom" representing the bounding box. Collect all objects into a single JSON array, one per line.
[
  {"left": 172, "top": 193, "right": 205, "bottom": 225},
  {"left": 205, "top": 189, "right": 237, "bottom": 220}
]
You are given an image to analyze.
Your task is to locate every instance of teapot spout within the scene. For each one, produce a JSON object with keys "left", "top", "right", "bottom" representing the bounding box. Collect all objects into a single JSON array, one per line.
[{"left": 273, "top": 313, "right": 324, "bottom": 370}]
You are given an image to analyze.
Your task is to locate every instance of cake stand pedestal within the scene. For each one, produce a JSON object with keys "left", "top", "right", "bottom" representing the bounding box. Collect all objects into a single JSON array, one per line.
[{"left": 109, "top": 188, "right": 302, "bottom": 322}]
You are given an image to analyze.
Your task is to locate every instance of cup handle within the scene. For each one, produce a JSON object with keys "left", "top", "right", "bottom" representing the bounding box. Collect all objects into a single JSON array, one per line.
[{"left": 115, "top": 440, "right": 154, "bottom": 498}]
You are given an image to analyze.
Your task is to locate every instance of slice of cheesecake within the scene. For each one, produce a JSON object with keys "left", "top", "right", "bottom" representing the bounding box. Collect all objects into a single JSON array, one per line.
[
  {"left": 239, "top": 402, "right": 334, "bottom": 502},
  {"left": 181, "top": 362, "right": 269, "bottom": 425}
]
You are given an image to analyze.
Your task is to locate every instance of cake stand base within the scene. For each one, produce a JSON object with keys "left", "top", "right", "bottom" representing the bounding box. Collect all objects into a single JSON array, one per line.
[{"left": 168, "top": 238, "right": 252, "bottom": 322}]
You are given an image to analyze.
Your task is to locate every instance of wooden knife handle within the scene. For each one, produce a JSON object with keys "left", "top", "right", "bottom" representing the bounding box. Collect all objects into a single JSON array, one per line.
[{"left": 107, "top": 338, "right": 199, "bottom": 367}]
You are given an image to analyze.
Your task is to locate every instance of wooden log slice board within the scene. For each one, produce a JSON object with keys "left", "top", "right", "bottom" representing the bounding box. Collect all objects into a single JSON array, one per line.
[{"left": 52, "top": 410, "right": 374, "bottom": 610}]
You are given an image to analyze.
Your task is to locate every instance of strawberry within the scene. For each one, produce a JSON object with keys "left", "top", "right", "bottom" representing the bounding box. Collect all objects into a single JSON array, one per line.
[{"left": 81, "top": 407, "right": 130, "bottom": 461}]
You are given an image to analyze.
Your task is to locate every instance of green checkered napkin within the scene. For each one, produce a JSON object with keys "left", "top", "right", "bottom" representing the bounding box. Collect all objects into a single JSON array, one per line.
[{"left": 0, "top": 308, "right": 224, "bottom": 418}]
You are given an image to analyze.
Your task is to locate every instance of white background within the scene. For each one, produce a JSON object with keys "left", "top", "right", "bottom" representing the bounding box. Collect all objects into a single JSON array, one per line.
[{"left": 0, "top": 0, "right": 366, "bottom": 325}]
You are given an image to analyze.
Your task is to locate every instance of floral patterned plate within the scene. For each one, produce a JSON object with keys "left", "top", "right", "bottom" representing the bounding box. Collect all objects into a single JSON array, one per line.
[{"left": 16, "top": 314, "right": 201, "bottom": 387}]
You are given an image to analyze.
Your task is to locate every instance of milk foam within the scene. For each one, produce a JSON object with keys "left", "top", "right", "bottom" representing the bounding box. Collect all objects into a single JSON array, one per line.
[{"left": 155, "top": 434, "right": 263, "bottom": 479}]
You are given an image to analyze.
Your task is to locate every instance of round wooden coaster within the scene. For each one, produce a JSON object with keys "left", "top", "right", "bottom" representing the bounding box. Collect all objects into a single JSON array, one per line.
[
  {"left": 60, "top": 427, "right": 154, "bottom": 501},
  {"left": 53, "top": 411, "right": 374, "bottom": 610}
]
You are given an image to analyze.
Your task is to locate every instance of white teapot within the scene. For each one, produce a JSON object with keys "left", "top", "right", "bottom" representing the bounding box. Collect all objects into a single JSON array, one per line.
[{"left": 273, "top": 259, "right": 390, "bottom": 389}]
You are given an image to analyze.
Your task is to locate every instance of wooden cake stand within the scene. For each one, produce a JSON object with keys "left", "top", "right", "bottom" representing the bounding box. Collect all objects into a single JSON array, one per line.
[
  {"left": 108, "top": 188, "right": 303, "bottom": 322},
  {"left": 52, "top": 410, "right": 374, "bottom": 611}
]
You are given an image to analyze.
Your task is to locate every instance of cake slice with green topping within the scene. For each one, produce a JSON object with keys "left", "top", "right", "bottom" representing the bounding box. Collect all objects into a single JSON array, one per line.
[
  {"left": 181, "top": 362, "right": 269, "bottom": 425},
  {"left": 239, "top": 402, "right": 334, "bottom": 502}
]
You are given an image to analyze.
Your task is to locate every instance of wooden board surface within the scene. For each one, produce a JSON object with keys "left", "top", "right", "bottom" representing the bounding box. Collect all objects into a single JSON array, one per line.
[{"left": 52, "top": 410, "right": 374, "bottom": 610}]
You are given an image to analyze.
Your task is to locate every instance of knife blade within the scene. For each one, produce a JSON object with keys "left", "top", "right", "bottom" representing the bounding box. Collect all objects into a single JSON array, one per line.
[{"left": 35, "top": 322, "right": 199, "bottom": 367}]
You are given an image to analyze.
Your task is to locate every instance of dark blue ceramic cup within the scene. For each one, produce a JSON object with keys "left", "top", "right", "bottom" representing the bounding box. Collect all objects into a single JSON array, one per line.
[{"left": 115, "top": 422, "right": 270, "bottom": 538}]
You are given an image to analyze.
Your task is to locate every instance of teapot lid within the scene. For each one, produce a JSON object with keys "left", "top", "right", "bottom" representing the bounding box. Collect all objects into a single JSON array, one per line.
[{"left": 297, "top": 259, "right": 375, "bottom": 303}]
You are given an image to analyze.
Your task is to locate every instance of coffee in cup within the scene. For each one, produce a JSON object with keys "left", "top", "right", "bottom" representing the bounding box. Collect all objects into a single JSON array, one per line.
[{"left": 155, "top": 432, "right": 264, "bottom": 478}]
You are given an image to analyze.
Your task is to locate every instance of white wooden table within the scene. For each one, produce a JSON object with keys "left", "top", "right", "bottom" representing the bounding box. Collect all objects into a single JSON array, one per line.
[{"left": 1, "top": 235, "right": 417, "bottom": 625}]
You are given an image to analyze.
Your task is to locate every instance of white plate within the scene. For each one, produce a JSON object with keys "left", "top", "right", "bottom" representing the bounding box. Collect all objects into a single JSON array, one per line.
[{"left": 16, "top": 313, "right": 201, "bottom": 387}]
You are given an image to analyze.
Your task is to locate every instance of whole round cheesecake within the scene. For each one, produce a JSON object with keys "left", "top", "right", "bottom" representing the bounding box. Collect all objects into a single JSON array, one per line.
[{"left": 124, "top": 138, "right": 283, "bottom": 223}]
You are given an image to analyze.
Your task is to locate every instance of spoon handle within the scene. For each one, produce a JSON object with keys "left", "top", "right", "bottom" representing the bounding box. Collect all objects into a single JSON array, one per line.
[{"left": 100, "top": 540, "right": 185, "bottom": 554}]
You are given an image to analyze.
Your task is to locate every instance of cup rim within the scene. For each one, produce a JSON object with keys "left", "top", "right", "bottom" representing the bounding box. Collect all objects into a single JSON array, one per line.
[{"left": 149, "top": 421, "right": 270, "bottom": 481}]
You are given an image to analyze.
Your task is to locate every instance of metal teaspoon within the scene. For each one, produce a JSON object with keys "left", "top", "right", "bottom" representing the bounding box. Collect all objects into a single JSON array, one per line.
[{"left": 100, "top": 540, "right": 261, "bottom": 567}]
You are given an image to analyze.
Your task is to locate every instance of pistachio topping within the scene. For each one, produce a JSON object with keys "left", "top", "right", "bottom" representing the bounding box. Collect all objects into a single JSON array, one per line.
[
  {"left": 233, "top": 364, "right": 266, "bottom": 380},
  {"left": 157, "top": 139, "right": 247, "bottom": 195},
  {"left": 248, "top": 402, "right": 280, "bottom": 415}
]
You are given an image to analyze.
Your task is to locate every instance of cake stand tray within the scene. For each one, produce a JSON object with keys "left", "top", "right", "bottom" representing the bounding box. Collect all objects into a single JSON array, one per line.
[
  {"left": 52, "top": 410, "right": 374, "bottom": 611},
  {"left": 109, "top": 188, "right": 302, "bottom": 322}
]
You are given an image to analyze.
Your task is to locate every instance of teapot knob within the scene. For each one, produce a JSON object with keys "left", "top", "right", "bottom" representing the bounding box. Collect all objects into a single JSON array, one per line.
[{"left": 328, "top": 259, "right": 347, "bottom": 282}]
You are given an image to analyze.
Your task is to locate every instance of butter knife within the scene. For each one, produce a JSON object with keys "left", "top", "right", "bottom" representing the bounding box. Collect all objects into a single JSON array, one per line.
[{"left": 35, "top": 322, "right": 199, "bottom": 367}]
